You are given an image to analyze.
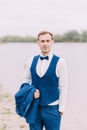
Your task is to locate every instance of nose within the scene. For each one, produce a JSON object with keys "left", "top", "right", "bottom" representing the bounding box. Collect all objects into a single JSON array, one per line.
[{"left": 44, "top": 40, "right": 48, "bottom": 45}]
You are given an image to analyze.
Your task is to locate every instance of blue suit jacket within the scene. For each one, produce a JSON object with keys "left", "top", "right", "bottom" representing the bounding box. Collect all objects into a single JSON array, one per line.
[{"left": 15, "top": 83, "right": 39, "bottom": 124}]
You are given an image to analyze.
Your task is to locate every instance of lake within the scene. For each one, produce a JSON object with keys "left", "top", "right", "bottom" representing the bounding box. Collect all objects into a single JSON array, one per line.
[{"left": 0, "top": 42, "right": 87, "bottom": 130}]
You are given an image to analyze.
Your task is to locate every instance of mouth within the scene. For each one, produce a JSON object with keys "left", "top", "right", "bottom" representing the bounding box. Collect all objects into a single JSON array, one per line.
[
  {"left": 43, "top": 46, "right": 48, "bottom": 49},
  {"left": 43, "top": 47, "right": 48, "bottom": 50}
]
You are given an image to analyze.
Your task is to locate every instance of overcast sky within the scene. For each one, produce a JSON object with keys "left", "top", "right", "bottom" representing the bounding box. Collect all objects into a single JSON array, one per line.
[{"left": 0, "top": 0, "right": 87, "bottom": 36}]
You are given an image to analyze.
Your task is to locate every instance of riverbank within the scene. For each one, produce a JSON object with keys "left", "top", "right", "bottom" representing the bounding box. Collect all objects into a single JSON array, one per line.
[{"left": 0, "top": 85, "right": 29, "bottom": 130}]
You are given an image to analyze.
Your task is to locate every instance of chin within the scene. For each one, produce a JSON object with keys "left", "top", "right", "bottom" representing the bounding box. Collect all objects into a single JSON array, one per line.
[{"left": 43, "top": 50, "right": 49, "bottom": 53}]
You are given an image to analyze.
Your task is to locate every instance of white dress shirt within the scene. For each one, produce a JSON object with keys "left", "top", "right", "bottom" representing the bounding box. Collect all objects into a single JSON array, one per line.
[{"left": 22, "top": 52, "right": 68, "bottom": 113}]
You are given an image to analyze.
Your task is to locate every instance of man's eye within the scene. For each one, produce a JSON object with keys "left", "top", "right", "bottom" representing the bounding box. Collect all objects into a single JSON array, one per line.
[
  {"left": 41, "top": 40, "right": 45, "bottom": 43},
  {"left": 40, "top": 40, "right": 50, "bottom": 43},
  {"left": 46, "top": 40, "right": 50, "bottom": 42}
]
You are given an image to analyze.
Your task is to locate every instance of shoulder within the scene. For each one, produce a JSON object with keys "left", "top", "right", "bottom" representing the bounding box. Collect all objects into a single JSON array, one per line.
[
  {"left": 24, "top": 55, "right": 40, "bottom": 68},
  {"left": 28, "top": 55, "right": 40, "bottom": 62},
  {"left": 53, "top": 53, "right": 67, "bottom": 66},
  {"left": 27, "top": 56, "right": 34, "bottom": 64},
  {"left": 57, "top": 57, "right": 67, "bottom": 70},
  {"left": 53, "top": 53, "right": 65, "bottom": 63},
  {"left": 53, "top": 54, "right": 60, "bottom": 62},
  {"left": 24, "top": 56, "right": 34, "bottom": 68},
  {"left": 59, "top": 57, "right": 66, "bottom": 64}
]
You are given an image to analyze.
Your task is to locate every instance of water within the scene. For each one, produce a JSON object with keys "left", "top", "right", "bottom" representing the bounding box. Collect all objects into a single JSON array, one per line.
[{"left": 0, "top": 42, "right": 87, "bottom": 130}]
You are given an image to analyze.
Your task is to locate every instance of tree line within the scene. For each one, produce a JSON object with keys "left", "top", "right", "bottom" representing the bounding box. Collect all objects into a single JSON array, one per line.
[{"left": 0, "top": 30, "right": 87, "bottom": 43}]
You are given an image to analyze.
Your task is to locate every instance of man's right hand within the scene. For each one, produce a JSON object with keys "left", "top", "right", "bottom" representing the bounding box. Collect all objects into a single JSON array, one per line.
[{"left": 34, "top": 89, "right": 40, "bottom": 98}]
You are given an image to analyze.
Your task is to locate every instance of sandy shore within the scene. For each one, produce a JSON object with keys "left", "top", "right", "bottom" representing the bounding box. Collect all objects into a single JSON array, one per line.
[{"left": 0, "top": 85, "right": 29, "bottom": 130}]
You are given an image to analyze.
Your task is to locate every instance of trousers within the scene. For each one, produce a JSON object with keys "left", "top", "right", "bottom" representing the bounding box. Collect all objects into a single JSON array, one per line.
[{"left": 29, "top": 105, "right": 61, "bottom": 130}]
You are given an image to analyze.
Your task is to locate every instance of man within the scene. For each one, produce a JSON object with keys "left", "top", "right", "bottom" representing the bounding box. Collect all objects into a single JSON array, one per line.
[{"left": 23, "top": 31, "right": 68, "bottom": 130}]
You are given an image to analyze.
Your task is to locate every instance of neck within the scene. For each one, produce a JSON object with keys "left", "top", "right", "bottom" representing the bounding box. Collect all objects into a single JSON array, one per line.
[{"left": 41, "top": 52, "right": 50, "bottom": 56}]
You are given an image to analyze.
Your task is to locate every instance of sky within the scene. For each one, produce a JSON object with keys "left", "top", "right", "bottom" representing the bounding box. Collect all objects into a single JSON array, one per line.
[{"left": 0, "top": 0, "right": 87, "bottom": 36}]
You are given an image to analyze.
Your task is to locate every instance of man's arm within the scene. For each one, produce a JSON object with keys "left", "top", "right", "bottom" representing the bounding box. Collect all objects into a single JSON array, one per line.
[
  {"left": 57, "top": 58, "right": 68, "bottom": 115},
  {"left": 22, "top": 57, "right": 33, "bottom": 84},
  {"left": 22, "top": 57, "right": 40, "bottom": 99}
]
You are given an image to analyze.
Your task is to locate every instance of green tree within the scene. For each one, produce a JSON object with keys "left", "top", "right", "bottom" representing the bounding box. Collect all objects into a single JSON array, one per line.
[
  {"left": 80, "top": 31, "right": 87, "bottom": 42},
  {"left": 63, "top": 30, "right": 80, "bottom": 42},
  {"left": 54, "top": 35, "right": 64, "bottom": 42}
]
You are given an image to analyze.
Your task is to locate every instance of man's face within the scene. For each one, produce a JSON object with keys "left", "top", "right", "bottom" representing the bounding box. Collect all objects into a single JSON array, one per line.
[{"left": 38, "top": 34, "right": 54, "bottom": 55}]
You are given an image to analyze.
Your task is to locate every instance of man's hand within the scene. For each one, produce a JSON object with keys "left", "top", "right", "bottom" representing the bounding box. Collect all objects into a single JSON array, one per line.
[
  {"left": 34, "top": 89, "right": 40, "bottom": 98},
  {"left": 59, "top": 111, "right": 63, "bottom": 116}
]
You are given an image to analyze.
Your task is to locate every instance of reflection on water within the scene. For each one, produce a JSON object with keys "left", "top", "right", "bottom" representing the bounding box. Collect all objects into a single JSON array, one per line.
[{"left": 0, "top": 42, "right": 87, "bottom": 130}]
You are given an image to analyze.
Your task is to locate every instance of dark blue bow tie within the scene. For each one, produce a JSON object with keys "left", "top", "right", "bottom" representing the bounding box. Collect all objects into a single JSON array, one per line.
[{"left": 40, "top": 56, "right": 49, "bottom": 60}]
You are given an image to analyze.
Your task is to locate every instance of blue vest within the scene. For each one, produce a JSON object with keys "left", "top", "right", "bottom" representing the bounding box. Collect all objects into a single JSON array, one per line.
[{"left": 30, "top": 55, "right": 60, "bottom": 106}]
